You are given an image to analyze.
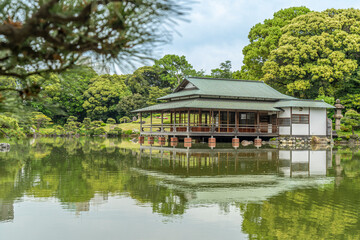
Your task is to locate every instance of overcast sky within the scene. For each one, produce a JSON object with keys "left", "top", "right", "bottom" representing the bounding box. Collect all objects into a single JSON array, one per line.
[{"left": 152, "top": 0, "right": 360, "bottom": 74}]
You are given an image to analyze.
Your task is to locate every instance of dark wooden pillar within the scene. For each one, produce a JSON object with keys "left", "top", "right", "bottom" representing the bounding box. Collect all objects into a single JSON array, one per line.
[
  {"left": 211, "top": 111, "right": 214, "bottom": 134},
  {"left": 140, "top": 112, "right": 143, "bottom": 133},
  {"left": 161, "top": 111, "right": 164, "bottom": 132},
  {"left": 218, "top": 110, "right": 221, "bottom": 132},
  {"left": 150, "top": 112, "right": 153, "bottom": 133},
  {"left": 256, "top": 111, "right": 260, "bottom": 133},
  {"left": 235, "top": 111, "right": 238, "bottom": 133},
  {"left": 173, "top": 110, "right": 176, "bottom": 133},
  {"left": 227, "top": 111, "right": 229, "bottom": 132},
  {"left": 199, "top": 110, "right": 202, "bottom": 131},
  {"left": 187, "top": 110, "right": 190, "bottom": 135}
]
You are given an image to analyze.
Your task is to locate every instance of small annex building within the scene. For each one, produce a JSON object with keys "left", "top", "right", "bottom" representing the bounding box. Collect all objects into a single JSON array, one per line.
[{"left": 133, "top": 77, "right": 334, "bottom": 142}]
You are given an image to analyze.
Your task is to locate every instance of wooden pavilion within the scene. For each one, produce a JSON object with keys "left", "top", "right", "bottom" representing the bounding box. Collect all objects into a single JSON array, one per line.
[{"left": 133, "top": 77, "right": 334, "bottom": 142}]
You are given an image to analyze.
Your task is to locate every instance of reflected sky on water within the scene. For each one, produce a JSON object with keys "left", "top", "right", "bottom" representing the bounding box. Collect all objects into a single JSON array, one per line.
[{"left": 0, "top": 138, "right": 359, "bottom": 240}]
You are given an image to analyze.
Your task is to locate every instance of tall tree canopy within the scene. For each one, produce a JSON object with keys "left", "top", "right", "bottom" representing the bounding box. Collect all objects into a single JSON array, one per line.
[
  {"left": 83, "top": 74, "right": 130, "bottom": 120},
  {"left": 0, "top": 0, "right": 190, "bottom": 98},
  {"left": 125, "top": 66, "right": 160, "bottom": 95},
  {"left": 236, "top": 7, "right": 311, "bottom": 80},
  {"left": 153, "top": 54, "right": 201, "bottom": 89},
  {"left": 262, "top": 8, "right": 360, "bottom": 99},
  {"left": 31, "top": 66, "right": 98, "bottom": 123},
  {"left": 210, "top": 60, "right": 232, "bottom": 79}
]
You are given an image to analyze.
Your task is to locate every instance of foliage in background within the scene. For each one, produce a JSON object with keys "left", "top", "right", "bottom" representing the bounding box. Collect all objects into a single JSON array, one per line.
[
  {"left": 153, "top": 54, "right": 203, "bottom": 89},
  {"left": 116, "top": 94, "right": 146, "bottom": 119},
  {"left": 262, "top": 9, "right": 360, "bottom": 100},
  {"left": 342, "top": 109, "right": 360, "bottom": 135},
  {"left": 83, "top": 74, "right": 130, "bottom": 121},
  {"left": 6, "top": 6, "right": 360, "bottom": 131},
  {"left": 33, "top": 66, "right": 98, "bottom": 123},
  {"left": 0, "top": 0, "right": 190, "bottom": 98},
  {"left": 0, "top": 115, "right": 26, "bottom": 138},
  {"left": 32, "top": 112, "right": 52, "bottom": 131},
  {"left": 211, "top": 60, "right": 233, "bottom": 79},
  {"left": 236, "top": 7, "right": 311, "bottom": 80}
]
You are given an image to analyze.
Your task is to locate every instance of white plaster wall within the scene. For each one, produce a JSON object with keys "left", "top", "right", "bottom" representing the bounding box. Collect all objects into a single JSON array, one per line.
[
  {"left": 279, "top": 150, "right": 290, "bottom": 160},
  {"left": 280, "top": 167, "right": 290, "bottom": 177},
  {"left": 310, "top": 108, "right": 327, "bottom": 136},
  {"left": 279, "top": 126, "right": 290, "bottom": 135},
  {"left": 278, "top": 107, "right": 291, "bottom": 118},
  {"left": 291, "top": 151, "right": 309, "bottom": 163},
  {"left": 279, "top": 108, "right": 291, "bottom": 135},
  {"left": 309, "top": 151, "right": 327, "bottom": 176},
  {"left": 292, "top": 124, "right": 309, "bottom": 135}
]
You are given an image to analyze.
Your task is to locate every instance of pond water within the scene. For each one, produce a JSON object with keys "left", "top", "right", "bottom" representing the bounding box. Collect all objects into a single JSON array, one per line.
[{"left": 0, "top": 138, "right": 360, "bottom": 240}]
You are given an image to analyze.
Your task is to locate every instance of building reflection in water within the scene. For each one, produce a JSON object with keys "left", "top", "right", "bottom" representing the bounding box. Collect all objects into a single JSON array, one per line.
[
  {"left": 0, "top": 139, "right": 337, "bottom": 221},
  {"left": 0, "top": 199, "right": 14, "bottom": 222},
  {"left": 136, "top": 145, "right": 333, "bottom": 203}
]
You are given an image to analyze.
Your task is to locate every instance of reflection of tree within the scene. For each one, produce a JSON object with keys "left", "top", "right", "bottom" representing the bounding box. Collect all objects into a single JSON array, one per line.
[
  {"left": 1, "top": 139, "right": 360, "bottom": 230},
  {"left": 240, "top": 149, "right": 360, "bottom": 240},
  {"left": 240, "top": 184, "right": 360, "bottom": 239},
  {"left": 0, "top": 138, "right": 188, "bottom": 217},
  {"left": 126, "top": 175, "right": 187, "bottom": 215}
]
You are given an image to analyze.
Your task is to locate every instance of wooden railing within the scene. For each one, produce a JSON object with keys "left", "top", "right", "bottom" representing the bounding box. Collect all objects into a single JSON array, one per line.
[{"left": 141, "top": 123, "right": 278, "bottom": 134}]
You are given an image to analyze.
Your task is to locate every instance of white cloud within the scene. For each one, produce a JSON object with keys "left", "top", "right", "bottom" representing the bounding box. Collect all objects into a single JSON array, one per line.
[{"left": 158, "top": 0, "right": 360, "bottom": 74}]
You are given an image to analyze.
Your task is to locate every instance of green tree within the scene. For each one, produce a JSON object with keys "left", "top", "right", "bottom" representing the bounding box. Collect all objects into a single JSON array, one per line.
[
  {"left": 64, "top": 116, "right": 80, "bottom": 133},
  {"left": 237, "top": 7, "right": 311, "bottom": 80},
  {"left": 153, "top": 54, "right": 201, "bottom": 88},
  {"left": 119, "top": 116, "right": 131, "bottom": 123},
  {"left": 31, "top": 66, "right": 98, "bottom": 123},
  {"left": 342, "top": 109, "right": 360, "bottom": 135},
  {"left": 0, "top": 114, "right": 24, "bottom": 137},
  {"left": 32, "top": 112, "right": 52, "bottom": 131},
  {"left": 0, "top": 0, "right": 190, "bottom": 100},
  {"left": 116, "top": 94, "right": 146, "bottom": 118},
  {"left": 83, "top": 74, "right": 130, "bottom": 121},
  {"left": 107, "top": 118, "right": 116, "bottom": 125},
  {"left": 82, "top": 118, "right": 92, "bottom": 131},
  {"left": 146, "top": 87, "right": 171, "bottom": 106},
  {"left": 262, "top": 9, "right": 360, "bottom": 99},
  {"left": 125, "top": 66, "right": 160, "bottom": 95},
  {"left": 210, "top": 60, "right": 232, "bottom": 79},
  {"left": 342, "top": 94, "right": 360, "bottom": 113}
]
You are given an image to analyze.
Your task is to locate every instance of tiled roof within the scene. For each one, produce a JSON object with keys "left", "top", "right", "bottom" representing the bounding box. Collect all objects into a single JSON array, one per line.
[
  {"left": 158, "top": 77, "right": 296, "bottom": 100},
  {"left": 132, "top": 99, "right": 281, "bottom": 112},
  {"left": 275, "top": 99, "right": 335, "bottom": 108}
]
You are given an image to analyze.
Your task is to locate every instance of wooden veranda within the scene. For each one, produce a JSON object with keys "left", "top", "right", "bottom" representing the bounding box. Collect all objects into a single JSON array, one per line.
[{"left": 139, "top": 109, "right": 279, "bottom": 137}]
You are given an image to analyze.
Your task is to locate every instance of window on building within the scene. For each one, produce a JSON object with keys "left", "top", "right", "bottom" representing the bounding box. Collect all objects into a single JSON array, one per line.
[
  {"left": 239, "top": 113, "right": 255, "bottom": 125},
  {"left": 278, "top": 118, "right": 290, "bottom": 126},
  {"left": 292, "top": 114, "right": 309, "bottom": 124}
]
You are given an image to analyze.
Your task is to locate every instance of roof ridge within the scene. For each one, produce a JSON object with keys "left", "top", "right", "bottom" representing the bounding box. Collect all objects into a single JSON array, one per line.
[
  {"left": 278, "top": 99, "right": 325, "bottom": 102},
  {"left": 187, "top": 77, "right": 264, "bottom": 83}
]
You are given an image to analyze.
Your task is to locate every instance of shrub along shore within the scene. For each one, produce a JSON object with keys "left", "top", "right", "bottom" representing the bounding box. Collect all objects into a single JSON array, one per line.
[
  {"left": 0, "top": 112, "right": 359, "bottom": 145},
  {"left": 0, "top": 114, "right": 142, "bottom": 138}
]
